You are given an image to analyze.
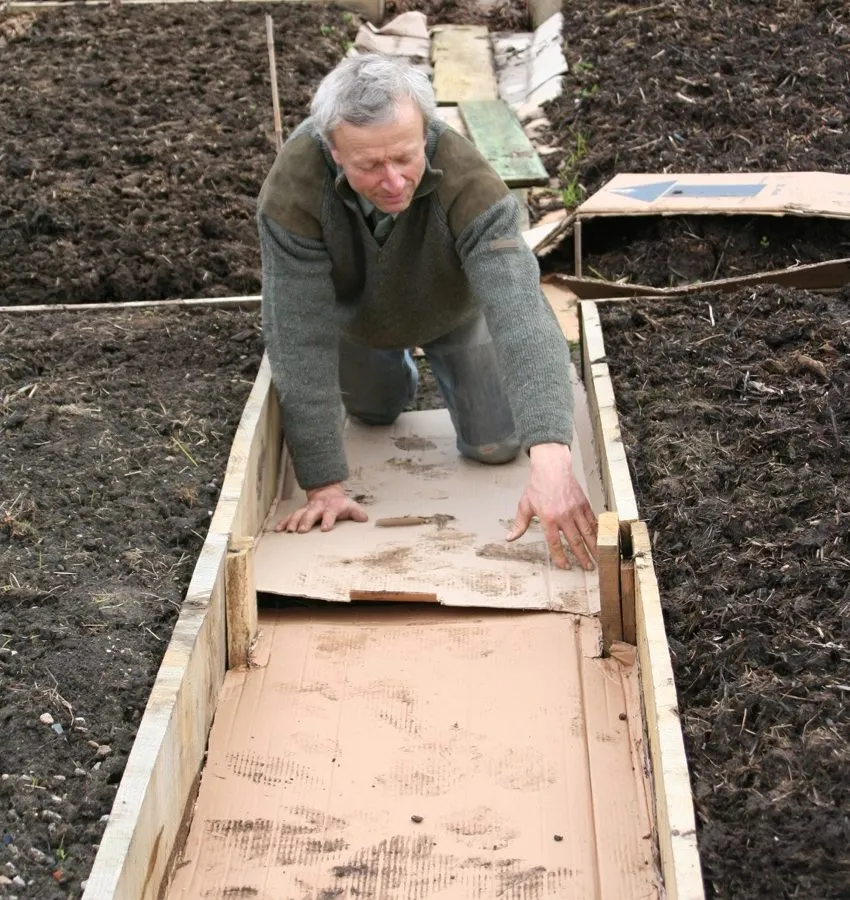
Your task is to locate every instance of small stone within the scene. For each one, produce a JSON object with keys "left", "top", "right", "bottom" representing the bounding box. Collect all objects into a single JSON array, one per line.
[
  {"left": 73, "top": 768, "right": 86, "bottom": 778},
  {"left": 13, "top": 874, "right": 26, "bottom": 887},
  {"left": 96, "top": 744, "right": 112, "bottom": 758},
  {"left": 410, "top": 815, "right": 424, "bottom": 824},
  {"left": 40, "top": 713, "right": 54, "bottom": 725},
  {"left": 554, "top": 834, "right": 564, "bottom": 842},
  {"left": 29, "top": 847, "right": 50, "bottom": 865},
  {"left": 0, "top": 875, "right": 10, "bottom": 885},
  {"left": 87, "top": 740, "right": 99, "bottom": 750},
  {"left": 81, "top": 879, "right": 88, "bottom": 891},
  {"left": 51, "top": 723, "right": 64, "bottom": 735},
  {"left": 74, "top": 717, "right": 86, "bottom": 726},
  {"left": 41, "top": 810, "right": 62, "bottom": 824},
  {"left": 49, "top": 794, "right": 62, "bottom": 804},
  {"left": 99, "top": 814, "right": 110, "bottom": 824},
  {"left": 52, "top": 775, "right": 66, "bottom": 783}
]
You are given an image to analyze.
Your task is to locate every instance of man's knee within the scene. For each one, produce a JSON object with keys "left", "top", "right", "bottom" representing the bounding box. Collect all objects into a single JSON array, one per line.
[
  {"left": 461, "top": 437, "right": 521, "bottom": 465},
  {"left": 347, "top": 408, "right": 403, "bottom": 427}
]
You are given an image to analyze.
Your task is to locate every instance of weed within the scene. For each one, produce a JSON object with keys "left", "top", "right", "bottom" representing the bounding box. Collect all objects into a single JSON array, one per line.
[{"left": 558, "top": 131, "right": 589, "bottom": 209}]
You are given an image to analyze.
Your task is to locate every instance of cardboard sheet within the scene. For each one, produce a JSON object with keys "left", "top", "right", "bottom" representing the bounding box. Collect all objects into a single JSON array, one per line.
[
  {"left": 493, "top": 13, "right": 567, "bottom": 112},
  {"left": 165, "top": 606, "right": 658, "bottom": 900},
  {"left": 578, "top": 171, "right": 850, "bottom": 219},
  {"left": 354, "top": 12, "right": 431, "bottom": 60},
  {"left": 255, "top": 402, "right": 603, "bottom": 614}
]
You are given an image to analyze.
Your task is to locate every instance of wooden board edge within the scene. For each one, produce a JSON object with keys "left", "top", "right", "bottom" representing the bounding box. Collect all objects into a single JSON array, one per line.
[
  {"left": 82, "top": 358, "right": 283, "bottom": 900},
  {"left": 632, "top": 521, "right": 706, "bottom": 900},
  {"left": 6, "top": 0, "right": 383, "bottom": 16},
  {"left": 211, "top": 353, "right": 281, "bottom": 541},
  {"left": 82, "top": 536, "right": 228, "bottom": 900},
  {"left": 579, "top": 302, "right": 640, "bottom": 521},
  {"left": 597, "top": 511, "right": 622, "bottom": 651}
]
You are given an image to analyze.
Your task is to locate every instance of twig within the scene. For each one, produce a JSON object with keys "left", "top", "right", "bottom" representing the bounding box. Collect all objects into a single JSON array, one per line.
[{"left": 265, "top": 14, "right": 283, "bottom": 153}]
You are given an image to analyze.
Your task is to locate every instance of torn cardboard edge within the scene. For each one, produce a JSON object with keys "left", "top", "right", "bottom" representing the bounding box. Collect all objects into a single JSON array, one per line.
[
  {"left": 547, "top": 257, "right": 850, "bottom": 301},
  {"left": 577, "top": 171, "right": 850, "bottom": 219}
]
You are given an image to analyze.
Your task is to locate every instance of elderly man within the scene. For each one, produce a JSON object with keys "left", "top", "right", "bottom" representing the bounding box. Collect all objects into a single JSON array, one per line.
[{"left": 257, "top": 53, "right": 596, "bottom": 571}]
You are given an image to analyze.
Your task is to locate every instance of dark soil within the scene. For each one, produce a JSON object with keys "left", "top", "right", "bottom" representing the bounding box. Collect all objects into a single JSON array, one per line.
[
  {"left": 1, "top": 1, "right": 849, "bottom": 899},
  {"left": 544, "top": 0, "right": 850, "bottom": 204},
  {"left": 0, "top": 307, "right": 265, "bottom": 895},
  {"left": 0, "top": 4, "right": 358, "bottom": 307},
  {"left": 600, "top": 285, "right": 850, "bottom": 899}
]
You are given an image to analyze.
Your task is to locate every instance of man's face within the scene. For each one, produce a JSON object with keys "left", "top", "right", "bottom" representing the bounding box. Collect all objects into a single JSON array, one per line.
[{"left": 330, "top": 98, "right": 427, "bottom": 215}]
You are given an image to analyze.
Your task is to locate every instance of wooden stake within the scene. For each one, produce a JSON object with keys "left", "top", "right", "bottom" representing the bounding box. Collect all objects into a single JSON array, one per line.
[
  {"left": 574, "top": 217, "right": 583, "bottom": 277},
  {"left": 265, "top": 14, "right": 283, "bottom": 153},
  {"left": 226, "top": 536, "right": 258, "bottom": 669},
  {"left": 597, "top": 511, "right": 622, "bottom": 652},
  {"left": 620, "top": 558, "right": 636, "bottom": 645}
]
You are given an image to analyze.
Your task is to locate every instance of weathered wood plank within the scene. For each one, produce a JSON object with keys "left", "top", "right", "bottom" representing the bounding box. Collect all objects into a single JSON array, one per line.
[
  {"left": 83, "top": 356, "right": 282, "bottom": 900},
  {"left": 431, "top": 25, "right": 498, "bottom": 104},
  {"left": 459, "top": 99, "right": 549, "bottom": 187},
  {"left": 579, "top": 301, "right": 640, "bottom": 522},
  {"left": 597, "top": 511, "right": 622, "bottom": 651},
  {"left": 632, "top": 521, "right": 705, "bottom": 900}
]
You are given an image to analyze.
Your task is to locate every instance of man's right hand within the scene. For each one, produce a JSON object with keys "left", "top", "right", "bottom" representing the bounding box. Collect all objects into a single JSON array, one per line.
[{"left": 275, "top": 482, "right": 369, "bottom": 534}]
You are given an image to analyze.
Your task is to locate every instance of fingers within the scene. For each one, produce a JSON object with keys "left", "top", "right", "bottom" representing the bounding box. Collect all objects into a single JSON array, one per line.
[
  {"left": 506, "top": 499, "right": 533, "bottom": 542},
  {"left": 275, "top": 497, "right": 368, "bottom": 534}
]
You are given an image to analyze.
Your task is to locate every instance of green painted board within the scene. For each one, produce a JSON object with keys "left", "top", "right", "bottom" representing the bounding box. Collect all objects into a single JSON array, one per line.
[{"left": 458, "top": 100, "right": 550, "bottom": 188}]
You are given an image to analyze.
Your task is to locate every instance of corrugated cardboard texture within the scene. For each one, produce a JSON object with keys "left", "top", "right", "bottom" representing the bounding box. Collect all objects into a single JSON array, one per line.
[
  {"left": 255, "top": 404, "right": 604, "bottom": 613},
  {"left": 578, "top": 171, "right": 850, "bottom": 219},
  {"left": 165, "top": 606, "right": 657, "bottom": 900}
]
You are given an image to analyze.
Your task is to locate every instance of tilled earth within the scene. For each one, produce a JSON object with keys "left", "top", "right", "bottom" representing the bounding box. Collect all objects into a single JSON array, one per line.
[
  {"left": 601, "top": 285, "right": 850, "bottom": 900},
  {"left": 1, "top": 1, "right": 849, "bottom": 899}
]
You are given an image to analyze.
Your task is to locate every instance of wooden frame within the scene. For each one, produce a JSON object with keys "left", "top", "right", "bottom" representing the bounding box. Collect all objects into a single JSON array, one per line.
[
  {"left": 4, "top": 0, "right": 386, "bottom": 22},
  {"left": 82, "top": 357, "right": 280, "bottom": 900},
  {"left": 632, "top": 521, "right": 705, "bottom": 900},
  {"left": 81, "top": 313, "right": 704, "bottom": 900},
  {"left": 578, "top": 300, "right": 640, "bottom": 522}
]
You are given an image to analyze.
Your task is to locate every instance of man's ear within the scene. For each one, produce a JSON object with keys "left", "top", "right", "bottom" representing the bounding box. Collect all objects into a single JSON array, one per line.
[{"left": 329, "top": 144, "right": 342, "bottom": 167}]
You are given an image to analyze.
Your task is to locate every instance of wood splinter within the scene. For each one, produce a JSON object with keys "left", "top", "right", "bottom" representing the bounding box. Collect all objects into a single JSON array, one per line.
[{"left": 374, "top": 514, "right": 456, "bottom": 529}]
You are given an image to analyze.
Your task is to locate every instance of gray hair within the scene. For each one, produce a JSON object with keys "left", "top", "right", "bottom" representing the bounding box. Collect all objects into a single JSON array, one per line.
[{"left": 311, "top": 54, "right": 436, "bottom": 143}]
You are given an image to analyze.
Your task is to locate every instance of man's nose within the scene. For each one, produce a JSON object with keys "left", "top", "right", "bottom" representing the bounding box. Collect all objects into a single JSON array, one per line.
[{"left": 381, "top": 166, "right": 405, "bottom": 192}]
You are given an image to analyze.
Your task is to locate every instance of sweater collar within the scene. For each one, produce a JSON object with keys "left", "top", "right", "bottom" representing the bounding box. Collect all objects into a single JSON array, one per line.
[{"left": 333, "top": 157, "right": 443, "bottom": 210}]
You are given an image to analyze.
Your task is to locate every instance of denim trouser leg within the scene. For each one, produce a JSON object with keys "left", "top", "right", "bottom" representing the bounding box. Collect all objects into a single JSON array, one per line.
[
  {"left": 339, "top": 336, "right": 419, "bottom": 426},
  {"left": 339, "top": 314, "right": 520, "bottom": 465},
  {"left": 423, "top": 314, "right": 520, "bottom": 465}
]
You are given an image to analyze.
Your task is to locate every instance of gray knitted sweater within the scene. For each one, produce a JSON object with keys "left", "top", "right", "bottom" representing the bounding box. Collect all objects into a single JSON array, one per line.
[{"left": 257, "top": 117, "right": 573, "bottom": 490}]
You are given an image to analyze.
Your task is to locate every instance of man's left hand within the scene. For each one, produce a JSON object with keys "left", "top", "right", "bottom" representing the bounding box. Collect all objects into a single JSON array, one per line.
[{"left": 506, "top": 442, "right": 597, "bottom": 570}]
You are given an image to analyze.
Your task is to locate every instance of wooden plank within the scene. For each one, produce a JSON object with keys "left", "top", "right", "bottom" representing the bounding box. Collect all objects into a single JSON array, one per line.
[
  {"left": 597, "top": 511, "right": 622, "bottom": 651},
  {"left": 620, "top": 558, "right": 636, "bottom": 645},
  {"left": 226, "top": 537, "right": 257, "bottom": 669},
  {"left": 431, "top": 25, "right": 498, "bottom": 104},
  {"left": 82, "top": 536, "right": 229, "bottom": 900},
  {"left": 83, "top": 356, "right": 283, "bottom": 900},
  {"left": 7, "top": 0, "right": 385, "bottom": 19},
  {"left": 459, "top": 99, "right": 549, "bottom": 187},
  {"left": 632, "top": 521, "right": 705, "bottom": 900},
  {"left": 579, "top": 302, "right": 640, "bottom": 522},
  {"left": 0, "top": 296, "right": 261, "bottom": 314}
]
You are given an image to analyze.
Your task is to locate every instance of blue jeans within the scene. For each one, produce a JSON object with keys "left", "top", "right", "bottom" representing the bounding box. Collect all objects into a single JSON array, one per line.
[{"left": 339, "top": 313, "right": 520, "bottom": 464}]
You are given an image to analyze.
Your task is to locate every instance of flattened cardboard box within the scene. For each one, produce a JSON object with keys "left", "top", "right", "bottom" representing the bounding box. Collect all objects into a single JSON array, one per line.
[
  {"left": 255, "top": 400, "right": 605, "bottom": 615},
  {"left": 165, "top": 606, "right": 658, "bottom": 900},
  {"left": 578, "top": 171, "right": 850, "bottom": 219}
]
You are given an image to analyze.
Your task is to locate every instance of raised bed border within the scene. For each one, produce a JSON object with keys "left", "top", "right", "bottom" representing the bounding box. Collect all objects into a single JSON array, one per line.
[
  {"left": 3, "top": 0, "right": 385, "bottom": 24},
  {"left": 74, "top": 293, "right": 705, "bottom": 900}
]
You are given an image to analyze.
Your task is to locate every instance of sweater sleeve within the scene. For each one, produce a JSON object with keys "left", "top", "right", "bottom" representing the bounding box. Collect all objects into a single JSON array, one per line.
[
  {"left": 456, "top": 193, "right": 574, "bottom": 450},
  {"left": 259, "top": 214, "right": 348, "bottom": 490}
]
